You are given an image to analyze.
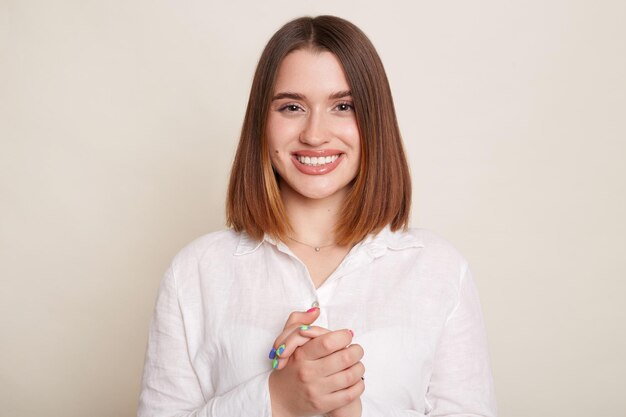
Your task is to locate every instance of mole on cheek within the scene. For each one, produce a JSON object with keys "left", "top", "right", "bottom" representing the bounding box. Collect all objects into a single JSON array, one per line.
[{"left": 275, "top": 150, "right": 279, "bottom": 154}]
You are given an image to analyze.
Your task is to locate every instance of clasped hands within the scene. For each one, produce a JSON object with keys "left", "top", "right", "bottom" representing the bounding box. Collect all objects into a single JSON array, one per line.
[{"left": 268, "top": 308, "right": 365, "bottom": 417}]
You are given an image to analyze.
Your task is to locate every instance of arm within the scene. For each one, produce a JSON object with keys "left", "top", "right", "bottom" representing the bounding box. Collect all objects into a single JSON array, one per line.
[
  {"left": 137, "top": 266, "right": 272, "bottom": 417},
  {"left": 359, "top": 263, "right": 497, "bottom": 417}
]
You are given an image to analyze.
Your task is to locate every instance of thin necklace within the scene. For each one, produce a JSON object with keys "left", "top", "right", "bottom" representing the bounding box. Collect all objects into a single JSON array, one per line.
[{"left": 287, "top": 236, "right": 336, "bottom": 252}]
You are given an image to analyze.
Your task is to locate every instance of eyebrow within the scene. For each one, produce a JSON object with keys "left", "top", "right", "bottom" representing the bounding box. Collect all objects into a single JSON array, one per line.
[{"left": 271, "top": 90, "right": 352, "bottom": 101}]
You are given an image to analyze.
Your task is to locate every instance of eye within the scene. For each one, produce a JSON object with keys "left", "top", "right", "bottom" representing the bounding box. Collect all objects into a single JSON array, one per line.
[
  {"left": 279, "top": 103, "right": 305, "bottom": 113},
  {"left": 335, "top": 102, "right": 354, "bottom": 112}
]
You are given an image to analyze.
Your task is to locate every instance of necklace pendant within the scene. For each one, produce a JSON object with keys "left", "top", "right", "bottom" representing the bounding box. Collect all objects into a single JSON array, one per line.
[{"left": 315, "top": 247, "right": 320, "bottom": 252}]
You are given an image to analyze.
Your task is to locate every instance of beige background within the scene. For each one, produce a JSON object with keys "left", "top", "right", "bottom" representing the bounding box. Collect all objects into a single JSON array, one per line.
[{"left": 1, "top": 0, "right": 625, "bottom": 416}]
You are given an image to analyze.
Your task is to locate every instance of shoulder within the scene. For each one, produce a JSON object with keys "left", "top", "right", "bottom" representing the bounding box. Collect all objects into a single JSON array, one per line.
[
  {"left": 169, "top": 229, "right": 243, "bottom": 269},
  {"left": 380, "top": 227, "right": 469, "bottom": 270},
  {"left": 386, "top": 227, "right": 467, "bottom": 259}
]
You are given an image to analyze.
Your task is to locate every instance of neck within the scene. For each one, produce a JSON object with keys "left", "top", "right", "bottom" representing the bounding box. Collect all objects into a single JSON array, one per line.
[{"left": 279, "top": 183, "right": 347, "bottom": 246}]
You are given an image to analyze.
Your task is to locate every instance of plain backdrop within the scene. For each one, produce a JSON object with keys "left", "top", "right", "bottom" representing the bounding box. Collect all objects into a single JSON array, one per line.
[{"left": 1, "top": 1, "right": 625, "bottom": 416}]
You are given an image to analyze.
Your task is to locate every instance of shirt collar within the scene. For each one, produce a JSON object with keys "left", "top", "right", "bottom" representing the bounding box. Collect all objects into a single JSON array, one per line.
[
  {"left": 233, "top": 225, "right": 424, "bottom": 256},
  {"left": 361, "top": 225, "right": 425, "bottom": 259},
  {"left": 233, "top": 232, "right": 265, "bottom": 256}
]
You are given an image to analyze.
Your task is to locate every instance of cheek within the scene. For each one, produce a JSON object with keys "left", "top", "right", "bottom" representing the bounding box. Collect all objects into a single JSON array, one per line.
[
  {"left": 266, "top": 115, "right": 300, "bottom": 144},
  {"left": 268, "top": 149, "right": 291, "bottom": 173},
  {"left": 268, "top": 150, "right": 281, "bottom": 167},
  {"left": 264, "top": 115, "right": 279, "bottom": 149},
  {"left": 336, "top": 120, "right": 361, "bottom": 147}
]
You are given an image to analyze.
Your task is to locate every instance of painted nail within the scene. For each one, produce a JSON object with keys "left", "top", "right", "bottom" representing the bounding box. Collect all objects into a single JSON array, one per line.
[
  {"left": 272, "top": 358, "right": 279, "bottom": 369},
  {"left": 269, "top": 347, "right": 276, "bottom": 360},
  {"left": 300, "top": 325, "right": 310, "bottom": 330},
  {"left": 306, "top": 307, "right": 319, "bottom": 313},
  {"left": 276, "top": 344, "right": 286, "bottom": 357}
]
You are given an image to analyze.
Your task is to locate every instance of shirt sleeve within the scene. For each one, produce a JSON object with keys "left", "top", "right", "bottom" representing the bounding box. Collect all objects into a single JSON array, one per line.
[
  {"left": 361, "top": 263, "right": 497, "bottom": 417},
  {"left": 137, "top": 265, "right": 272, "bottom": 417}
]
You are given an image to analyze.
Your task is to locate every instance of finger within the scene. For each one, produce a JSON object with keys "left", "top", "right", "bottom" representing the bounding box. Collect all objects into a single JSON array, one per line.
[
  {"left": 298, "top": 324, "right": 328, "bottom": 338},
  {"left": 324, "top": 361, "right": 365, "bottom": 393},
  {"left": 297, "top": 329, "right": 354, "bottom": 361},
  {"left": 278, "top": 325, "right": 331, "bottom": 358},
  {"left": 283, "top": 307, "right": 320, "bottom": 330},
  {"left": 273, "top": 326, "right": 331, "bottom": 370},
  {"left": 314, "top": 343, "right": 364, "bottom": 377},
  {"left": 270, "top": 318, "right": 324, "bottom": 359},
  {"left": 297, "top": 324, "right": 330, "bottom": 338},
  {"left": 320, "top": 379, "right": 365, "bottom": 412},
  {"left": 271, "top": 308, "right": 321, "bottom": 352}
]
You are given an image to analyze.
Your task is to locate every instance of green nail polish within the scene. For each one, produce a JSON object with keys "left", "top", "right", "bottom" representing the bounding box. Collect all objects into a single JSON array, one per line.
[
  {"left": 276, "top": 344, "right": 285, "bottom": 357},
  {"left": 272, "top": 358, "right": 279, "bottom": 369},
  {"left": 300, "top": 325, "right": 310, "bottom": 330}
]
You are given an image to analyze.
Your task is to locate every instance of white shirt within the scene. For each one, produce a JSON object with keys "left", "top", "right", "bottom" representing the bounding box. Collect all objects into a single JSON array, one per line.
[{"left": 138, "top": 227, "right": 497, "bottom": 417}]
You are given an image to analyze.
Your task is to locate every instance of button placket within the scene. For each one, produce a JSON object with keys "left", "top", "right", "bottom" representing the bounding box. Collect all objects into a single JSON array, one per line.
[
  {"left": 313, "top": 281, "right": 337, "bottom": 329},
  {"left": 315, "top": 306, "right": 329, "bottom": 329}
]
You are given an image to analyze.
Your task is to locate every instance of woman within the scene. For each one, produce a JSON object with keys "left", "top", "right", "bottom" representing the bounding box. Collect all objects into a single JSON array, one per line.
[{"left": 138, "top": 15, "right": 497, "bottom": 417}]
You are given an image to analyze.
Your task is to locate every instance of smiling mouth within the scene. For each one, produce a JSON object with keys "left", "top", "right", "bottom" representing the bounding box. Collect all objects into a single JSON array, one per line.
[{"left": 295, "top": 154, "right": 341, "bottom": 166}]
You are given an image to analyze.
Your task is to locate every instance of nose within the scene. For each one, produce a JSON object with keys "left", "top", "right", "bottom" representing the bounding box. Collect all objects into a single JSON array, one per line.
[{"left": 299, "top": 111, "right": 329, "bottom": 146}]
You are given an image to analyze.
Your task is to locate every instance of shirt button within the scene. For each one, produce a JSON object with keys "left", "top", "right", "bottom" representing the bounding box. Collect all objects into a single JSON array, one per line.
[{"left": 311, "top": 301, "right": 319, "bottom": 308}]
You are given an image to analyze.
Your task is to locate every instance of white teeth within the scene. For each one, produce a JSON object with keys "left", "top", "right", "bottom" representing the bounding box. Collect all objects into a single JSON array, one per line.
[{"left": 296, "top": 154, "right": 340, "bottom": 166}]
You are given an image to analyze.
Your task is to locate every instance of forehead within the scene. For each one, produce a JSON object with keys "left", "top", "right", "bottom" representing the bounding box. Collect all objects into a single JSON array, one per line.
[{"left": 273, "top": 49, "right": 350, "bottom": 94}]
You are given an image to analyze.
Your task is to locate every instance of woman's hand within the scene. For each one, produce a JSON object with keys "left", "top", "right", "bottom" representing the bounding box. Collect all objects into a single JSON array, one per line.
[
  {"left": 269, "top": 307, "right": 326, "bottom": 370},
  {"left": 269, "top": 329, "right": 365, "bottom": 417}
]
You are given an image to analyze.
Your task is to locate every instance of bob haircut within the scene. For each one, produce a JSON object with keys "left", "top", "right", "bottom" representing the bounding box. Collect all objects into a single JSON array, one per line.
[{"left": 226, "top": 15, "right": 411, "bottom": 246}]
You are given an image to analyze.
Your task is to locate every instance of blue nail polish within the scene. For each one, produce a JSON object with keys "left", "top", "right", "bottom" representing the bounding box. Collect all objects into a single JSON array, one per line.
[
  {"left": 269, "top": 347, "right": 276, "bottom": 360},
  {"left": 276, "top": 344, "right": 285, "bottom": 357}
]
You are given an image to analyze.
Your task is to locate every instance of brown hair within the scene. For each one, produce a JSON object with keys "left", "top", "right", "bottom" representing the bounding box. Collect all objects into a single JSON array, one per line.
[{"left": 226, "top": 15, "right": 411, "bottom": 246}]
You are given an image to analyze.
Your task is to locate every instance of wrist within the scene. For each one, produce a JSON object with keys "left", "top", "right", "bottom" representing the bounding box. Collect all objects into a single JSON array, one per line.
[
  {"left": 327, "top": 398, "right": 362, "bottom": 417},
  {"left": 268, "top": 372, "right": 297, "bottom": 417}
]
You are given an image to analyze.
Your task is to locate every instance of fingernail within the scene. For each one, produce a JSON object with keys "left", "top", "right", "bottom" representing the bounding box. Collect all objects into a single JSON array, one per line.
[
  {"left": 300, "top": 325, "right": 310, "bottom": 330},
  {"left": 269, "top": 347, "right": 276, "bottom": 360},
  {"left": 276, "top": 344, "right": 286, "bottom": 357},
  {"left": 272, "top": 358, "right": 279, "bottom": 369},
  {"left": 349, "top": 329, "right": 354, "bottom": 337},
  {"left": 306, "top": 307, "right": 319, "bottom": 313}
]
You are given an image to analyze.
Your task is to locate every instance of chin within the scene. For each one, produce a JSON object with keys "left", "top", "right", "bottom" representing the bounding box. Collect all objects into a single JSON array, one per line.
[
  {"left": 277, "top": 173, "right": 354, "bottom": 202},
  {"left": 291, "top": 184, "right": 351, "bottom": 201}
]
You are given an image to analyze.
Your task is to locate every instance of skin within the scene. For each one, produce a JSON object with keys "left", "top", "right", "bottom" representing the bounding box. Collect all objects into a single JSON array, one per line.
[
  {"left": 266, "top": 48, "right": 361, "bottom": 289},
  {"left": 266, "top": 49, "right": 361, "bottom": 204},
  {"left": 266, "top": 49, "right": 365, "bottom": 417},
  {"left": 270, "top": 309, "right": 365, "bottom": 417}
]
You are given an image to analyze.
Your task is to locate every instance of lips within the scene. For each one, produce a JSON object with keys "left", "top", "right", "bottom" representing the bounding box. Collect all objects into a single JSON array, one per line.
[{"left": 291, "top": 149, "right": 344, "bottom": 175}]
